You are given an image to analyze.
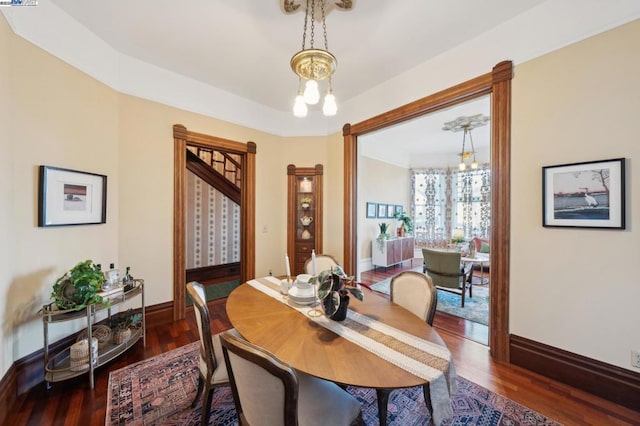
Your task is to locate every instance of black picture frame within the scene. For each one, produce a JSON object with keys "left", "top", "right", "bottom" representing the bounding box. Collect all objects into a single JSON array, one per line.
[
  {"left": 395, "top": 205, "right": 403, "bottom": 216},
  {"left": 366, "top": 202, "right": 377, "bottom": 218},
  {"left": 542, "top": 158, "right": 625, "bottom": 229},
  {"left": 377, "top": 203, "right": 387, "bottom": 218},
  {"left": 38, "top": 165, "right": 107, "bottom": 227}
]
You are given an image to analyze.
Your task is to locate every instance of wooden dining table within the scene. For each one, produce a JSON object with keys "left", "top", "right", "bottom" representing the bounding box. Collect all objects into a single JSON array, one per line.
[{"left": 226, "top": 277, "right": 454, "bottom": 425}]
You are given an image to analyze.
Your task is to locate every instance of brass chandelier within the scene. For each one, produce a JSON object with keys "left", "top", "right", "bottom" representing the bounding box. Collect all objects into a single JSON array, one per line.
[
  {"left": 442, "top": 114, "right": 490, "bottom": 171},
  {"left": 290, "top": 0, "right": 339, "bottom": 117}
]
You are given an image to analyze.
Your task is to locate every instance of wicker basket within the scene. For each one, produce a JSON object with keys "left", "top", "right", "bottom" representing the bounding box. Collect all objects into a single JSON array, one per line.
[
  {"left": 70, "top": 338, "right": 98, "bottom": 372},
  {"left": 112, "top": 328, "right": 132, "bottom": 345},
  {"left": 77, "top": 325, "right": 112, "bottom": 349}
]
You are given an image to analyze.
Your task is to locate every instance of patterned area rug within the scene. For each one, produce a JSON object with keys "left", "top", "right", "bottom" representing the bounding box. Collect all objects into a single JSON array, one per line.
[
  {"left": 106, "top": 342, "right": 560, "bottom": 425},
  {"left": 370, "top": 268, "right": 489, "bottom": 326}
]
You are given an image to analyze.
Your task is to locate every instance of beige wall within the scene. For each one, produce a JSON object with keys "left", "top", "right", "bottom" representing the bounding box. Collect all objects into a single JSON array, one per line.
[
  {"left": 3, "top": 22, "right": 121, "bottom": 366},
  {"left": 358, "top": 156, "right": 411, "bottom": 266},
  {"left": 0, "top": 15, "right": 338, "bottom": 369},
  {"left": 511, "top": 19, "right": 640, "bottom": 371},
  {"left": 0, "top": 11, "right": 12, "bottom": 375}
]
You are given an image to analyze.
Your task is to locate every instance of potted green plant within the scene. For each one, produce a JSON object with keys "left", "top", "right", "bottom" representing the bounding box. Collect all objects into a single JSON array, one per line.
[
  {"left": 51, "top": 260, "right": 105, "bottom": 311},
  {"left": 393, "top": 211, "right": 413, "bottom": 236},
  {"left": 376, "top": 222, "right": 390, "bottom": 252},
  {"left": 109, "top": 308, "right": 143, "bottom": 344},
  {"left": 313, "top": 268, "right": 364, "bottom": 321}
]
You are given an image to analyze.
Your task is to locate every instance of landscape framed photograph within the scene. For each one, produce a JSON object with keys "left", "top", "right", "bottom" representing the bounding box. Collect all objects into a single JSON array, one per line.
[
  {"left": 542, "top": 158, "right": 625, "bottom": 229},
  {"left": 38, "top": 165, "right": 107, "bottom": 227},
  {"left": 377, "top": 203, "right": 387, "bottom": 218},
  {"left": 366, "top": 202, "right": 377, "bottom": 218}
]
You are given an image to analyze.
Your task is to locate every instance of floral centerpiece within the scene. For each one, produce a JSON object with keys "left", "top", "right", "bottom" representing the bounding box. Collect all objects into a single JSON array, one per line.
[{"left": 300, "top": 196, "right": 312, "bottom": 208}]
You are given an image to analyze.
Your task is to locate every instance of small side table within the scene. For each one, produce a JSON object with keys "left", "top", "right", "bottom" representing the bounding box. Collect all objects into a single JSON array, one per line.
[{"left": 461, "top": 253, "right": 489, "bottom": 284}]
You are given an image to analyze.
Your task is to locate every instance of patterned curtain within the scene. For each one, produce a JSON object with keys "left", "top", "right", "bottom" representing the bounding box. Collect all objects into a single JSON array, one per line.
[{"left": 412, "top": 164, "right": 490, "bottom": 247}]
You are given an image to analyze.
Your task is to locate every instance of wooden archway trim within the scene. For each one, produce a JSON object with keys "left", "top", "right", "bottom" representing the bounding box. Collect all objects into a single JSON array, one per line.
[
  {"left": 173, "top": 124, "right": 256, "bottom": 320},
  {"left": 343, "top": 61, "right": 512, "bottom": 362}
]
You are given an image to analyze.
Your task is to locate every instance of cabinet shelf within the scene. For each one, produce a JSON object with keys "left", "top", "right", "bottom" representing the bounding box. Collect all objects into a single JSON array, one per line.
[{"left": 41, "top": 279, "right": 146, "bottom": 389}]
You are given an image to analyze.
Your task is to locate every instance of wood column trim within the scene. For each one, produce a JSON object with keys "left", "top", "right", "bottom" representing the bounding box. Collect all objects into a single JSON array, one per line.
[
  {"left": 173, "top": 125, "right": 187, "bottom": 321},
  {"left": 489, "top": 60, "right": 513, "bottom": 362}
]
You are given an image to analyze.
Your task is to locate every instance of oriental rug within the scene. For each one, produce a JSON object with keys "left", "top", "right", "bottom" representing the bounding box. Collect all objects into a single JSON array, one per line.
[
  {"left": 370, "top": 268, "right": 489, "bottom": 326},
  {"left": 106, "top": 342, "right": 560, "bottom": 425}
]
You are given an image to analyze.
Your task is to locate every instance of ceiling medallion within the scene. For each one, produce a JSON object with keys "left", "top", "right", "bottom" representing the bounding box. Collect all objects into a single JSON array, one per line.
[{"left": 282, "top": 0, "right": 354, "bottom": 16}]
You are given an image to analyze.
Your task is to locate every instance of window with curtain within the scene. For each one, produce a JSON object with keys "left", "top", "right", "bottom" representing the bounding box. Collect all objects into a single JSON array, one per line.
[{"left": 411, "top": 165, "right": 490, "bottom": 247}]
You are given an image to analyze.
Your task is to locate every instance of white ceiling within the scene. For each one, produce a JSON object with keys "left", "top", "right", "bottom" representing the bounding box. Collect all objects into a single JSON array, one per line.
[
  {"left": 49, "top": 0, "right": 543, "bottom": 113},
  {"left": 5, "top": 1, "right": 640, "bottom": 166}
]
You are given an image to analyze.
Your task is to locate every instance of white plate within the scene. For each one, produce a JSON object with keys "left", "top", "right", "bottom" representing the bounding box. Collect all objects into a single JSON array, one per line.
[
  {"left": 288, "top": 295, "right": 316, "bottom": 306},
  {"left": 288, "top": 285, "right": 313, "bottom": 298}
]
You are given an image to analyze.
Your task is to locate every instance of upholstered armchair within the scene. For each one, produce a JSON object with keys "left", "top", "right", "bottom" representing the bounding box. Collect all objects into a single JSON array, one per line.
[{"left": 422, "top": 248, "right": 473, "bottom": 307}]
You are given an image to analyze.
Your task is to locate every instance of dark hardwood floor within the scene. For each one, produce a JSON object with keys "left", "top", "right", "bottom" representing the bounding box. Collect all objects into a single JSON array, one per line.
[{"left": 7, "top": 286, "right": 640, "bottom": 425}]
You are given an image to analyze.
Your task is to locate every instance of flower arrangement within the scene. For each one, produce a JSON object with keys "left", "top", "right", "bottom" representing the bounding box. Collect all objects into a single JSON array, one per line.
[
  {"left": 300, "top": 197, "right": 312, "bottom": 208},
  {"left": 451, "top": 228, "right": 465, "bottom": 244}
]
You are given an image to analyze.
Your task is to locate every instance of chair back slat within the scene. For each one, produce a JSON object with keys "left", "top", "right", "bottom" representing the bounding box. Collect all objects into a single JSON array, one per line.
[{"left": 422, "top": 248, "right": 463, "bottom": 289}]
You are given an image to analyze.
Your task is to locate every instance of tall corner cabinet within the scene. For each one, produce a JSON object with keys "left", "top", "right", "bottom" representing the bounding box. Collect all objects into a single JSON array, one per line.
[{"left": 287, "top": 164, "right": 323, "bottom": 275}]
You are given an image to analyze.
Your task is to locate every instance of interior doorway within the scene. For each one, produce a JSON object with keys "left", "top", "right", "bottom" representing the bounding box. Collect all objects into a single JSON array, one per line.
[
  {"left": 343, "top": 61, "right": 512, "bottom": 362},
  {"left": 173, "top": 124, "right": 256, "bottom": 320}
]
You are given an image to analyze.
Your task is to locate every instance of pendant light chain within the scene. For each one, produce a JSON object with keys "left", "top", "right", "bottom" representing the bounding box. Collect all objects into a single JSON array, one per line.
[
  {"left": 309, "top": 0, "right": 316, "bottom": 49},
  {"left": 301, "top": 0, "right": 310, "bottom": 50},
  {"left": 321, "top": 1, "right": 329, "bottom": 50}
]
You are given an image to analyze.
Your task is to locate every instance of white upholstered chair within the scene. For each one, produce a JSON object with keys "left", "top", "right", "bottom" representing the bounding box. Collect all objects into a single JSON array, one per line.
[
  {"left": 304, "top": 253, "right": 340, "bottom": 275},
  {"left": 186, "top": 281, "right": 238, "bottom": 426},
  {"left": 220, "top": 330, "right": 363, "bottom": 426},
  {"left": 390, "top": 270, "right": 438, "bottom": 326},
  {"left": 376, "top": 271, "right": 439, "bottom": 425}
]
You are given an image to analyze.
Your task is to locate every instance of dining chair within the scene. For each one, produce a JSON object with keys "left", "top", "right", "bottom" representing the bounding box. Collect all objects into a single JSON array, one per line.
[
  {"left": 390, "top": 271, "right": 438, "bottom": 326},
  {"left": 304, "top": 253, "right": 340, "bottom": 275},
  {"left": 186, "top": 281, "right": 238, "bottom": 426},
  {"left": 375, "top": 271, "right": 438, "bottom": 426},
  {"left": 422, "top": 247, "right": 473, "bottom": 307},
  {"left": 220, "top": 330, "right": 364, "bottom": 426}
]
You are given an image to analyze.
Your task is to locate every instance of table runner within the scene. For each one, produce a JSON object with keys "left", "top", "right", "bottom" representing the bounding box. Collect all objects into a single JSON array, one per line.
[{"left": 248, "top": 277, "right": 456, "bottom": 425}]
